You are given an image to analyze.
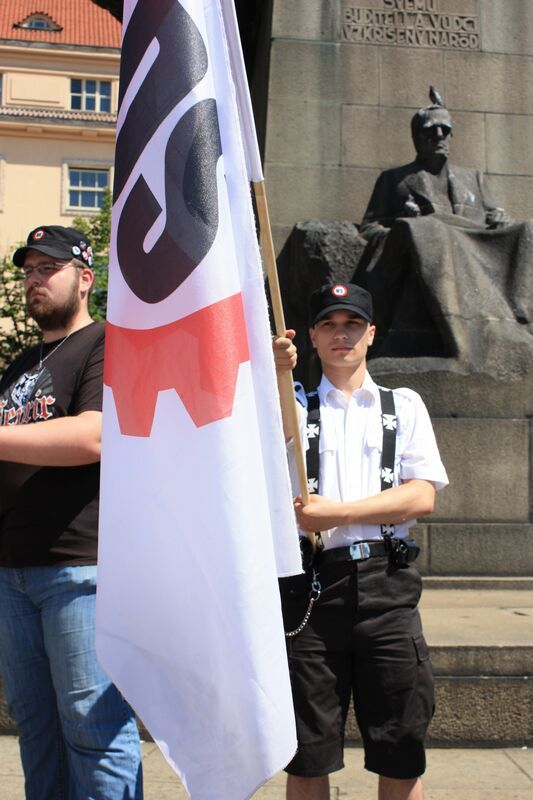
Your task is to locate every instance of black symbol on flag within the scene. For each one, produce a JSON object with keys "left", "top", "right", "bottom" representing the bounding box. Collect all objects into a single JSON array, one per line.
[
  {"left": 117, "top": 99, "right": 222, "bottom": 303},
  {"left": 115, "top": 0, "right": 221, "bottom": 303}
]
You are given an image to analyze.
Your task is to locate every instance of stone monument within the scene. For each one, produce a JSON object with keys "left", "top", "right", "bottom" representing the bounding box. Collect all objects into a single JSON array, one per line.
[
  {"left": 268, "top": 1, "right": 533, "bottom": 747},
  {"left": 354, "top": 89, "right": 533, "bottom": 372},
  {"left": 276, "top": 88, "right": 533, "bottom": 399}
]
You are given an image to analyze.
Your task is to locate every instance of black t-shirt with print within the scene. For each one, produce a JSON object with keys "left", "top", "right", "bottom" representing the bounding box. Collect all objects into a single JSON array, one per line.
[{"left": 0, "top": 322, "right": 105, "bottom": 566}]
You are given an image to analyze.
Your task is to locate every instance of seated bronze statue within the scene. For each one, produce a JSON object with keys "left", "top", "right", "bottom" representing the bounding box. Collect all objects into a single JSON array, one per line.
[{"left": 354, "top": 88, "right": 532, "bottom": 373}]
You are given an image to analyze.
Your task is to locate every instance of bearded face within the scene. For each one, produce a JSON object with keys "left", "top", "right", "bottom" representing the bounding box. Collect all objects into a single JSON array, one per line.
[{"left": 25, "top": 264, "right": 82, "bottom": 332}]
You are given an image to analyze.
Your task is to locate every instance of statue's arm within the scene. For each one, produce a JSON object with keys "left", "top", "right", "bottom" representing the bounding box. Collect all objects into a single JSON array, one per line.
[
  {"left": 360, "top": 166, "right": 425, "bottom": 242},
  {"left": 478, "top": 171, "right": 511, "bottom": 227},
  {"left": 359, "top": 172, "right": 393, "bottom": 242}
]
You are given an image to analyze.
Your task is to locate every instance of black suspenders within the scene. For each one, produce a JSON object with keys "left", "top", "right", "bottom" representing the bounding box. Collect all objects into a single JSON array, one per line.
[
  {"left": 378, "top": 388, "right": 397, "bottom": 541},
  {"left": 304, "top": 391, "right": 320, "bottom": 498},
  {"left": 304, "top": 387, "right": 397, "bottom": 540}
]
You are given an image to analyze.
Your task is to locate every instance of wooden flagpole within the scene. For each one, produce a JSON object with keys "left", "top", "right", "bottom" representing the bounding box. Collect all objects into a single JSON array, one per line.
[{"left": 252, "top": 180, "right": 315, "bottom": 546}]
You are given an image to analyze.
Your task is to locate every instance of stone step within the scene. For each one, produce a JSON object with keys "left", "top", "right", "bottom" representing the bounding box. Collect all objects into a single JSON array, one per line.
[
  {"left": 420, "top": 589, "right": 533, "bottom": 655},
  {"left": 346, "top": 589, "right": 533, "bottom": 747},
  {"left": 414, "top": 523, "right": 533, "bottom": 577},
  {"left": 1, "top": 591, "right": 532, "bottom": 747},
  {"left": 423, "top": 588, "right": 532, "bottom": 746},
  {"left": 423, "top": 576, "right": 533, "bottom": 590}
]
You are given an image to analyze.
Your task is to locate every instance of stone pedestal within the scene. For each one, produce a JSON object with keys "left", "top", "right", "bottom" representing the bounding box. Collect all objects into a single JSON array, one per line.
[
  {"left": 275, "top": 222, "right": 533, "bottom": 745},
  {"left": 368, "top": 363, "right": 533, "bottom": 580}
]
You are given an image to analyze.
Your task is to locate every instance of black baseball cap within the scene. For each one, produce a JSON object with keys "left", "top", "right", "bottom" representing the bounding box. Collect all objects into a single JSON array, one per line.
[
  {"left": 13, "top": 225, "right": 94, "bottom": 268},
  {"left": 309, "top": 282, "right": 373, "bottom": 326}
]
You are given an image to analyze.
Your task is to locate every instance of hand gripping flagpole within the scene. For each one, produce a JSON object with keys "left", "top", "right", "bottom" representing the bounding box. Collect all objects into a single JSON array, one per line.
[{"left": 219, "top": 0, "right": 313, "bottom": 539}]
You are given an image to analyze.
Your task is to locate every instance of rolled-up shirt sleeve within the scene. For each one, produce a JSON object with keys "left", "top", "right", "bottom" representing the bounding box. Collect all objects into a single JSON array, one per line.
[{"left": 396, "top": 388, "right": 448, "bottom": 491}]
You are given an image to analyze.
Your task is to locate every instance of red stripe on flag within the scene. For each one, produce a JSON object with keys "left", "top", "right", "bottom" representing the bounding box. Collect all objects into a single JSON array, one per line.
[{"left": 104, "top": 293, "right": 250, "bottom": 436}]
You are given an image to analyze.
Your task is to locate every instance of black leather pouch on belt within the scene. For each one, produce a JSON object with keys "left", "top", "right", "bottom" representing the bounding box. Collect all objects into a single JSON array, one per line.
[{"left": 388, "top": 537, "right": 420, "bottom": 567}]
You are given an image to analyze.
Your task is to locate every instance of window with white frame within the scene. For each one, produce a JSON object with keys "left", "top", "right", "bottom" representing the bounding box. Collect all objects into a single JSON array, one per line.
[
  {"left": 70, "top": 79, "right": 111, "bottom": 113},
  {"left": 68, "top": 168, "right": 109, "bottom": 211}
]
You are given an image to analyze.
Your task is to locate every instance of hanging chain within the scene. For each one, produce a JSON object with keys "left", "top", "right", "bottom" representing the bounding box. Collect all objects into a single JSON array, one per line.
[{"left": 284, "top": 571, "right": 322, "bottom": 638}]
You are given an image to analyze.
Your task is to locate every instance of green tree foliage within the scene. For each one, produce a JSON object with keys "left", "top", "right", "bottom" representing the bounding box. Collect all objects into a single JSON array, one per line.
[
  {"left": 0, "top": 190, "right": 111, "bottom": 368},
  {"left": 0, "top": 253, "right": 39, "bottom": 370}
]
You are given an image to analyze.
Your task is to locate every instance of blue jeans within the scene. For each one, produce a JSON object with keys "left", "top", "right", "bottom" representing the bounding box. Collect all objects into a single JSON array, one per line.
[{"left": 0, "top": 565, "right": 143, "bottom": 799}]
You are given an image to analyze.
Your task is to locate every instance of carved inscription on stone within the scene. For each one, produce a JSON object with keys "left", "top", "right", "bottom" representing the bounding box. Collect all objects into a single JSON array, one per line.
[{"left": 342, "top": 1, "right": 480, "bottom": 50}]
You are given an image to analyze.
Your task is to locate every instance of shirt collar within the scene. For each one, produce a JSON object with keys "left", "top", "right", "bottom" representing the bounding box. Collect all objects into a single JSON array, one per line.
[{"left": 318, "top": 371, "right": 379, "bottom": 406}]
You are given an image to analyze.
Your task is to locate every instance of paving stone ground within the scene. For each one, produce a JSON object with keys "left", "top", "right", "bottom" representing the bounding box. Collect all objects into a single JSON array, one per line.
[{"left": 0, "top": 737, "right": 531, "bottom": 799}]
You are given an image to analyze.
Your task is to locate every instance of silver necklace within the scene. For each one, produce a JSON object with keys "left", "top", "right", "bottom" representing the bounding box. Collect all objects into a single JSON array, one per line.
[{"left": 38, "top": 331, "right": 73, "bottom": 370}]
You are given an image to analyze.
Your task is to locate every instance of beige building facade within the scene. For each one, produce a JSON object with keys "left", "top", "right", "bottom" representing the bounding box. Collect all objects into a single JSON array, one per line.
[{"left": 0, "top": 2, "right": 120, "bottom": 253}]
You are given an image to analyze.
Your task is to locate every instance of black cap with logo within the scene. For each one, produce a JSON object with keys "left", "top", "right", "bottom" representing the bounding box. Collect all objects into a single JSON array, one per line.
[
  {"left": 309, "top": 282, "right": 373, "bottom": 326},
  {"left": 13, "top": 225, "right": 94, "bottom": 268}
]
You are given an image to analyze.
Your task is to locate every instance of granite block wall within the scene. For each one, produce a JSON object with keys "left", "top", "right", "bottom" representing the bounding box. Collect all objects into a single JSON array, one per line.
[{"left": 265, "top": 0, "right": 533, "bottom": 253}]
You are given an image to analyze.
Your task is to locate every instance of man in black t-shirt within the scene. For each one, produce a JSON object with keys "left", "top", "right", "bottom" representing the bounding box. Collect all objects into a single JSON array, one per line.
[{"left": 0, "top": 226, "right": 143, "bottom": 799}]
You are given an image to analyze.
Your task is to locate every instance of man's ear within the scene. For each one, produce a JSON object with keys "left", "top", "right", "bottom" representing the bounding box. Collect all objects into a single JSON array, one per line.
[
  {"left": 368, "top": 324, "right": 376, "bottom": 346},
  {"left": 309, "top": 326, "right": 317, "bottom": 348},
  {"left": 79, "top": 268, "right": 94, "bottom": 298}
]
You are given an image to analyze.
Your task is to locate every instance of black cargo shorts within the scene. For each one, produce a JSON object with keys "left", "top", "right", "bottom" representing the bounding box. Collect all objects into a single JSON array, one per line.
[{"left": 279, "top": 556, "right": 434, "bottom": 780}]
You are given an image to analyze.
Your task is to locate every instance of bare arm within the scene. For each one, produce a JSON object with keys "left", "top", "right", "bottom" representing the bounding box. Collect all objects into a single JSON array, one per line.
[
  {"left": 272, "top": 330, "right": 298, "bottom": 442},
  {"left": 0, "top": 410, "right": 102, "bottom": 467},
  {"left": 294, "top": 479, "right": 436, "bottom": 532}
]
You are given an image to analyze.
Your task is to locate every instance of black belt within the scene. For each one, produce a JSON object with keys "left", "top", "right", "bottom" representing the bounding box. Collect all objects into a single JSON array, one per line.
[{"left": 315, "top": 541, "right": 388, "bottom": 566}]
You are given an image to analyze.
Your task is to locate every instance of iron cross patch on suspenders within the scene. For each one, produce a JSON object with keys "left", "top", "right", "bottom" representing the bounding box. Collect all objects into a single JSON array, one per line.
[
  {"left": 304, "top": 387, "right": 398, "bottom": 540},
  {"left": 379, "top": 388, "right": 397, "bottom": 540}
]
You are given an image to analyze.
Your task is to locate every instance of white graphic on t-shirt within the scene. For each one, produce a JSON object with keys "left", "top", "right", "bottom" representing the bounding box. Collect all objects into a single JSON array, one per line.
[
  {"left": 1, "top": 365, "right": 56, "bottom": 426},
  {"left": 11, "top": 370, "right": 41, "bottom": 406}
]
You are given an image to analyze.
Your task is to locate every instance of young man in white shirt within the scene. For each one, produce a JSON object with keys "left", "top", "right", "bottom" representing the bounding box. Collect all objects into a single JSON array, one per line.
[{"left": 273, "top": 283, "right": 448, "bottom": 800}]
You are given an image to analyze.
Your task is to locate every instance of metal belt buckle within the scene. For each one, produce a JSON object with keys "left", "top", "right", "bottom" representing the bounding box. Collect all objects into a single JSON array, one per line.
[{"left": 349, "top": 542, "right": 371, "bottom": 561}]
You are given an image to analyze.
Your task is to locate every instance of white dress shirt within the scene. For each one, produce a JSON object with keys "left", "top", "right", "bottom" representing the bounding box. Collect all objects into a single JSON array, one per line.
[{"left": 288, "top": 372, "right": 448, "bottom": 550}]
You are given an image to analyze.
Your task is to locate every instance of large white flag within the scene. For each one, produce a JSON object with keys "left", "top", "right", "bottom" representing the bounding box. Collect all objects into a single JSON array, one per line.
[{"left": 96, "top": 1, "right": 301, "bottom": 797}]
